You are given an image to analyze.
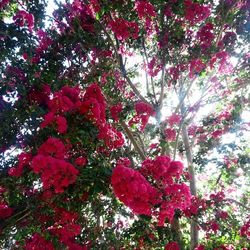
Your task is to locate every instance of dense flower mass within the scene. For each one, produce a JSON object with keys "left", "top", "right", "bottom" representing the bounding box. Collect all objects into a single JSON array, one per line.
[
  {"left": 29, "top": 137, "right": 79, "bottom": 193},
  {"left": 38, "top": 137, "right": 67, "bottom": 159},
  {"left": 13, "top": 10, "right": 34, "bottom": 31},
  {"left": 112, "top": 156, "right": 191, "bottom": 225},
  {"left": 8, "top": 152, "right": 32, "bottom": 177},
  {"left": 41, "top": 112, "right": 68, "bottom": 134},
  {"left": 129, "top": 101, "right": 155, "bottom": 131},
  {"left": 0, "top": 0, "right": 10, "bottom": 10},
  {"left": 0, "top": 201, "right": 13, "bottom": 219},
  {"left": 109, "top": 18, "right": 139, "bottom": 41},
  {"left": 110, "top": 103, "right": 123, "bottom": 121},
  {"left": 111, "top": 162, "right": 160, "bottom": 215},
  {"left": 189, "top": 59, "right": 205, "bottom": 78},
  {"left": 31, "top": 155, "right": 79, "bottom": 193},
  {"left": 135, "top": 0, "right": 156, "bottom": 19},
  {"left": 165, "top": 241, "right": 180, "bottom": 250},
  {"left": 98, "top": 123, "right": 125, "bottom": 150},
  {"left": 197, "top": 23, "right": 215, "bottom": 51},
  {"left": 240, "top": 218, "right": 250, "bottom": 240},
  {"left": 165, "top": 128, "right": 176, "bottom": 141},
  {"left": 134, "top": 0, "right": 157, "bottom": 33},
  {"left": 184, "top": 0, "right": 210, "bottom": 25},
  {"left": 25, "top": 233, "right": 54, "bottom": 250},
  {"left": 141, "top": 156, "right": 184, "bottom": 185},
  {"left": 79, "top": 83, "right": 106, "bottom": 124}
]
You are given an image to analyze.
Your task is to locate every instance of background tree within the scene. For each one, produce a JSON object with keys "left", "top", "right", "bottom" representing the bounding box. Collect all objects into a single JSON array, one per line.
[{"left": 0, "top": 0, "right": 249, "bottom": 249}]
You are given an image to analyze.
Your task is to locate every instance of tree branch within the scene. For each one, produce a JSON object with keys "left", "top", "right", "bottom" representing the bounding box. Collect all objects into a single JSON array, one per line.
[
  {"left": 225, "top": 198, "right": 250, "bottom": 211},
  {"left": 104, "top": 94, "right": 146, "bottom": 161},
  {"left": 179, "top": 84, "right": 198, "bottom": 249},
  {"left": 98, "top": 20, "right": 150, "bottom": 105},
  {"left": 120, "top": 121, "right": 146, "bottom": 160}
]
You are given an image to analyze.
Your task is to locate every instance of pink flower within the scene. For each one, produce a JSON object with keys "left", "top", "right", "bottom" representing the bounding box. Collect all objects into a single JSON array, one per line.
[
  {"left": 25, "top": 233, "right": 54, "bottom": 250},
  {"left": 134, "top": 0, "right": 156, "bottom": 34},
  {"left": 184, "top": 0, "right": 210, "bottom": 25},
  {"left": 98, "top": 124, "right": 124, "bottom": 150},
  {"left": 75, "top": 157, "right": 87, "bottom": 167},
  {"left": 31, "top": 155, "right": 79, "bottom": 193},
  {"left": 189, "top": 59, "right": 205, "bottom": 78},
  {"left": 0, "top": 201, "right": 13, "bottom": 219},
  {"left": 8, "top": 152, "right": 32, "bottom": 177},
  {"left": 165, "top": 128, "right": 176, "bottom": 142},
  {"left": 13, "top": 10, "right": 34, "bottom": 31},
  {"left": 38, "top": 137, "right": 66, "bottom": 159},
  {"left": 240, "top": 217, "right": 250, "bottom": 239},
  {"left": 211, "top": 129, "right": 223, "bottom": 139},
  {"left": 109, "top": 18, "right": 139, "bottom": 41},
  {"left": 209, "top": 221, "right": 220, "bottom": 233},
  {"left": 0, "top": 0, "right": 10, "bottom": 10},
  {"left": 129, "top": 101, "right": 155, "bottom": 131},
  {"left": 135, "top": 0, "right": 156, "bottom": 19},
  {"left": 147, "top": 57, "right": 162, "bottom": 77},
  {"left": 165, "top": 242, "right": 180, "bottom": 250},
  {"left": 111, "top": 163, "right": 160, "bottom": 216},
  {"left": 197, "top": 23, "right": 215, "bottom": 51},
  {"left": 110, "top": 103, "right": 123, "bottom": 122},
  {"left": 56, "top": 116, "right": 68, "bottom": 134}
]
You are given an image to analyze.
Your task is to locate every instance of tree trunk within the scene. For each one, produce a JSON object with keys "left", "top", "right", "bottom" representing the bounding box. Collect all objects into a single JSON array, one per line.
[{"left": 181, "top": 123, "right": 199, "bottom": 250}]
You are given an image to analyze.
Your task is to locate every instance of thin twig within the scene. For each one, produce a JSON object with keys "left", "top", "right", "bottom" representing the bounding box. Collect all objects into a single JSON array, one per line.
[
  {"left": 104, "top": 94, "right": 146, "bottom": 161},
  {"left": 120, "top": 121, "right": 146, "bottom": 160},
  {"left": 142, "top": 38, "right": 157, "bottom": 105},
  {"left": 225, "top": 198, "right": 250, "bottom": 211},
  {"left": 98, "top": 20, "right": 150, "bottom": 105}
]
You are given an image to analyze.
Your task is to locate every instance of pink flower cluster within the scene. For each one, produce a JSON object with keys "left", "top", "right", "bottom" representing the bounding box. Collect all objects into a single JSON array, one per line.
[
  {"left": 109, "top": 18, "right": 139, "bottom": 41},
  {"left": 25, "top": 233, "right": 54, "bottom": 250},
  {"left": 210, "top": 51, "right": 233, "bottom": 74},
  {"left": 141, "top": 156, "right": 191, "bottom": 225},
  {"left": 141, "top": 156, "right": 183, "bottom": 185},
  {"left": 31, "top": 138, "right": 79, "bottom": 193},
  {"left": 147, "top": 57, "right": 162, "bottom": 77},
  {"left": 41, "top": 85, "right": 81, "bottom": 134},
  {"left": 129, "top": 101, "right": 155, "bottom": 131},
  {"left": 111, "top": 162, "right": 160, "bottom": 215},
  {"left": 0, "top": 200, "right": 13, "bottom": 219},
  {"left": 168, "top": 64, "right": 187, "bottom": 84},
  {"left": 189, "top": 59, "right": 205, "bottom": 78},
  {"left": 197, "top": 23, "right": 215, "bottom": 52},
  {"left": 135, "top": 0, "right": 156, "bottom": 20},
  {"left": 184, "top": 0, "right": 210, "bottom": 25},
  {"left": 79, "top": 83, "right": 106, "bottom": 124},
  {"left": 110, "top": 103, "right": 123, "bottom": 122},
  {"left": 163, "top": 113, "right": 181, "bottom": 142},
  {"left": 40, "top": 83, "right": 124, "bottom": 154},
  {"left": 13, "top": 10, "right": 34, "bottom": 31},
  {"left": 8, "top": 152, "right": 32, "bottom": 177},
  {"left": 165, "top": 241, "right": 180, "bottom": 250},
  {"left": 67, "top": 0, "right": 95, "bottom": 33},
  {"left": 0, "top": 0, "right": 9, "bottom": 9},
  {"left": 35, "top": 29, "right": 53, "bottom": 54},
  {"left": 165, "top": 128, "right": 176, "bottom": 142},
  {"left": 135, "top": 0, "right": 157, "bottom": 34},
  {"left": 0, "top": 186, "right": 13, "bottom": 219},
  {"left": 184, "top": 196, "right": 207, "bottom": 217},
  {"left": 112, "top": 156, "right": 191, "bottom": 226},
  {"left": 240, "top": 217, "right": 250, "bottom": 240},
  {"left": 98, "top": 123, "right": 125, "bottom": 150},
  {"left": 49, "top": 212, "right": 81, "bottom": 246}
]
